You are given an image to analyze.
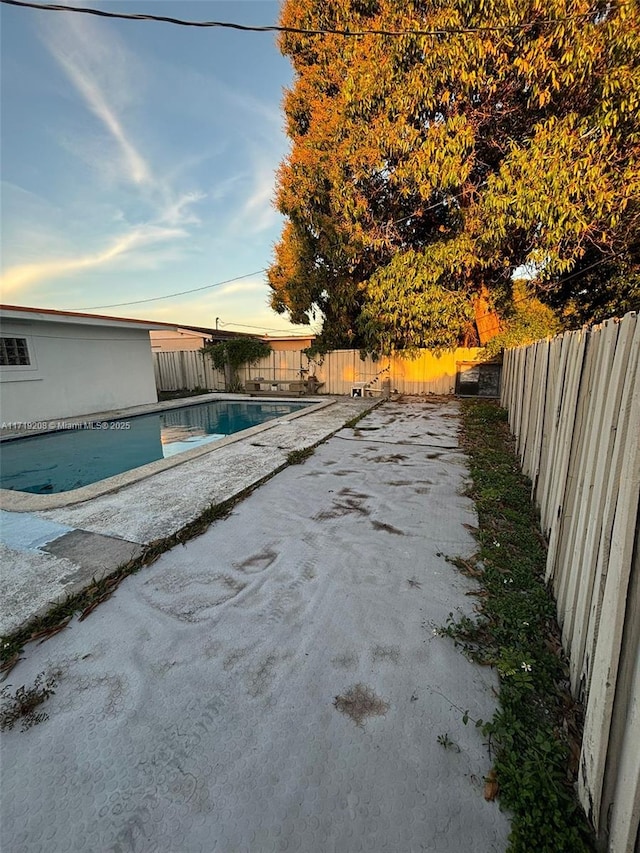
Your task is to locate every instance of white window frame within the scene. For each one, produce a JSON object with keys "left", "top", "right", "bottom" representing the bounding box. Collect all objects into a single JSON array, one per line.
[{"left": 0, "top": 334, "right": 40, "bottom": 381}]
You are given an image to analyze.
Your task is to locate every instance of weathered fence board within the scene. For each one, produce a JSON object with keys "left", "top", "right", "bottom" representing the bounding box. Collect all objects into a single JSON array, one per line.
[
  {"left": 154, "top": 349, "right": 224, "bottom": 392},
  {"left": 501, "top": 312, "right": 639, "bottom": 852},
  {"left": 577, "top": 317, "right": 640, "bottom": 831},
  {"left": 153, "top": 347, "right": 485, "bottom": 397}
]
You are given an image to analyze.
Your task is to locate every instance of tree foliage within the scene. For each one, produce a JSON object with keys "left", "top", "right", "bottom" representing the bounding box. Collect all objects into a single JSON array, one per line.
[
  {"left": 482, "top": 280, "right": 562, "bottom": 356},
  {"left": 202, "top": 338, "right": 272, "bottom": 392},
  {"left": 268, "top": 0, "right": 640, "bottom": 354}
]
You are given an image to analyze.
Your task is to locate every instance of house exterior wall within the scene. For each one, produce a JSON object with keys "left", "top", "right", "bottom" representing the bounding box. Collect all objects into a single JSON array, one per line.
[
  {"left": 149, "top": 329, "right": 208, "bottom": 352},
  {"left": 1, "top": 319, "right": 158, "bottom": 422},
  {"left": 262, "top": 337, "right": 315, "bottom": 352}
]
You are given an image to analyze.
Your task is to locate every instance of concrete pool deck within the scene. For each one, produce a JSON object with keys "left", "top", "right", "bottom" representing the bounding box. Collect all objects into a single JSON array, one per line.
[
  {"left": 1, "top": 398, "right": 510, "bottom": 852},
  {"left": 0, "top": 393, "right": 333, "bottom": 511},
  {"left": 0, "top": 395, "right": 377, "bottom": 635}
]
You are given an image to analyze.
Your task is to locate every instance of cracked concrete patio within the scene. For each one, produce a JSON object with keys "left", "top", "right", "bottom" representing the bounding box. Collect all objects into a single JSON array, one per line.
[{"left": 0, "top": 398, "right": 510, "bottom": 852}]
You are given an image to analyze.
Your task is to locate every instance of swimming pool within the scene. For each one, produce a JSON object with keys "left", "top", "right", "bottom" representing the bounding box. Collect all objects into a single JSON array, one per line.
[{"left": 0, "top": 400, "right": 311, "bottom": 494}]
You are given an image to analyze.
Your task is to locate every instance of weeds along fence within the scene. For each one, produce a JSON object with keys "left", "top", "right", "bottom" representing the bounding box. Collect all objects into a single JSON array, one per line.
[
  {"left": 153, "top": 346, "right": 484, "bottom": 396},
  {"left": 501, "top": 312, "right": 639, "bottom": 852}
]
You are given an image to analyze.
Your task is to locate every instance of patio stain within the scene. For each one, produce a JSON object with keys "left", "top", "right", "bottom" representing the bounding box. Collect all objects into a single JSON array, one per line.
[
  {"left": 223, "top": 647, "right": 251, "bottom": 671},
  {"left": 302, "top": 562, "right": 317, "bottom": 581},
  {"left": 370, "top": 520, "right": 405, "bottom": 535},
  {"left": 371, "top": 645, "right": 401, "bottom": 664},
  {"left": 333, "top": 683, "right": 390, "bottom": 727},
  {"left": 141, "top": 574, "right": 246, "bottom": 622},
  {"left": 235, "top": 548, "right": 278, "bottom": 573},
  {"left": 247, "top": 654, "right": 280, "bottom": 698},
  {"left": 314, "top": 493, "right": 371, "bottom": 520},
  {"left": 331, "top": 652, "right": 359, "bottom": 670},
  {"left": 267, "top": 581, "right": 306, "bottom": 626}
]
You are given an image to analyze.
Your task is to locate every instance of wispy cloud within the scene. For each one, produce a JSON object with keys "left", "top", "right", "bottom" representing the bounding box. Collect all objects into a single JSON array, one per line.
[
  {"left": 1, "top": 225, "right": 186, "bottom": 294},
  {"left": 229, "top": 147, "right": 280, "bottom": 236},
  {"left": 1, "top": 13, "right": 207, "bottom": 295},
  {"left": 159, "top": 192, "right": 205, "bottom": 227},
  {"left": 43, "top": 12, "right": 152, "bottom": 188},
  {"left": 214, "top": 279, "right": 267, "bottom": 298}
]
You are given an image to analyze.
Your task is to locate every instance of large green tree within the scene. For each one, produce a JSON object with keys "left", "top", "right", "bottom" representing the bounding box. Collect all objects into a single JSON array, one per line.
[{"left": 268, "top": 0, "right": 639, "bottom": 354}]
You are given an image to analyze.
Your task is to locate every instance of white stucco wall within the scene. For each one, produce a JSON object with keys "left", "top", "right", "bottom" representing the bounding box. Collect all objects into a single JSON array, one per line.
[{"left": 1, "top": 319, "right": 158, "bottom": 422}]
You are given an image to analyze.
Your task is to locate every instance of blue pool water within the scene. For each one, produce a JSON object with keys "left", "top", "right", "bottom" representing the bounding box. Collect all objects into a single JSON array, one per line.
[{"left": 0, "top": 400, "right": 310, "bottom": 495}]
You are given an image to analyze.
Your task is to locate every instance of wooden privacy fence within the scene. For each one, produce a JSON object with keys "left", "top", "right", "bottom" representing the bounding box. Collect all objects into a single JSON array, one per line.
[
  {"left": 154, "top": 349, "right": 224, "bottom": 392},
  {"left": 501, "top": 312, "right": 640, "bottom": 853},
  {"left": 153, "top": 346, "right": 484, "bottom": 396}
]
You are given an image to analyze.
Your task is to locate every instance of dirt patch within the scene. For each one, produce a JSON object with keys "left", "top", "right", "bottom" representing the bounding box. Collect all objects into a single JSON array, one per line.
[
  {"left": 338, "top": 487, "right": 369, "bottom": 499},
  {"left": 315, "top": 494, "right": 370, "bottom": 520},
  {"left": 370, "top": 520, "right": 405, "bottom": 536},
  {"left": 370, "top": 454, "right": 409, "bottom": 463},
  {"left": 334, "top": 683, "right": 390, "bottom": 727}
]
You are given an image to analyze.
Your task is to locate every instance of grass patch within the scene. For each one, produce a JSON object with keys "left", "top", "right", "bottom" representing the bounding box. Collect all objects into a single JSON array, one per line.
[
  {"left": 447, "top": 400, "right": 595, "bottom": 853},
  {"left": 286, "top": 446, "right": 315, "bottom": 465},
  {"left": 343, "top": 404, "right": 379, "bottom": 429},
  {"left": 1, "top": 671, "right": 56, "bottom": 731}
]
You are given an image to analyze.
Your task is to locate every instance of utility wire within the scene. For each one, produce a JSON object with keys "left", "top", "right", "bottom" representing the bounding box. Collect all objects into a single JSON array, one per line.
[
  {"left": 73, "top": 270, "right": 267, "bottom": 311},
  {"left": 474, "top": 250, "right": 632, "bottom": 328},
  {"left": 0, "top": 0, "right": 616, "bottom": 36},
  {"left": 70, "top": 196, "right": 466, "bottom": 312},
  {"left": 221, "top": 321, "right": 315, "bottom": 333}
]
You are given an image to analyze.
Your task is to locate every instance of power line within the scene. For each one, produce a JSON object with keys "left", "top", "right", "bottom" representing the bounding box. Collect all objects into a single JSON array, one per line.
[
  {"left": 474, "top": 250, "right": 631, "bottom": 329},
  {"left": 548, "top": 249, "right": 630, "bottom": 285},
  {"left": 0, "top": 0, "right": 613, "bottom": 37},
  {"left": 221, "top": 321, "right": 316, "bottom": 333},
  {"left": 73, "top": 270, "right": 267, "bottom": 310}
]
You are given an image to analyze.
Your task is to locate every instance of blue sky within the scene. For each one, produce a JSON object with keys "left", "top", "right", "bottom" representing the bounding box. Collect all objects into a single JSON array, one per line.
[{"left": 0, "top": 0, "right": 316, "bottom": 335}]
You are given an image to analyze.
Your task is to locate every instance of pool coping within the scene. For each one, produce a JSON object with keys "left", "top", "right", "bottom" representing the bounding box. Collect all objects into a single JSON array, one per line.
[{"left": 0, "top": 394, "right": 333, "bottom": 512}]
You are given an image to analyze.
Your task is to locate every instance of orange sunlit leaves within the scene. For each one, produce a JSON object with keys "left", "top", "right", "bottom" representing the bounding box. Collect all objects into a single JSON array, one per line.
[{"left": 268, "top": 0, "right": 640, "bottom": 354}]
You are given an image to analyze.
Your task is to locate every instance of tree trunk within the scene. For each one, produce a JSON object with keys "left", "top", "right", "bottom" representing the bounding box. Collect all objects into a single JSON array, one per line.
[{"left": 475, "top": 285, "right": 501, "bottom": 345}]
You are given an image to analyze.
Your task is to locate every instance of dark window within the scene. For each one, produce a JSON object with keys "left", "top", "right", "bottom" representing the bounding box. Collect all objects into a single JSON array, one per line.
[{"left": 0, "top": 337, "right": 31, "bottom": 366}]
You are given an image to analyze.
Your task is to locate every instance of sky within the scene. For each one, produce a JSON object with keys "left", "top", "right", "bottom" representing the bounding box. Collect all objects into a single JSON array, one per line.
[{"left": 0, "top": 0, "right": 317, "bottom": 336}]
